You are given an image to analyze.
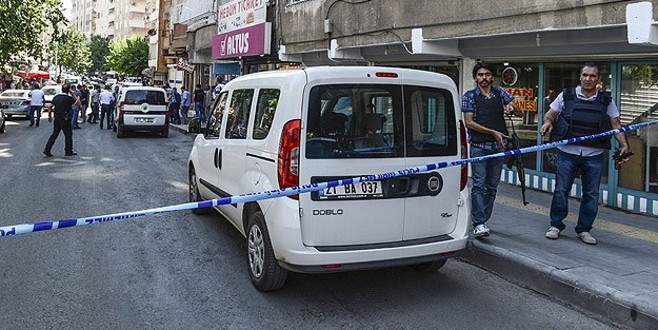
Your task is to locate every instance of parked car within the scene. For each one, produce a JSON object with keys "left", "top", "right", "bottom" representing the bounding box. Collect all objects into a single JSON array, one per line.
[
  {"left": 186, "top": 66, "right": 471, "bottom": 291},
  {"left": 113, "top": 86, "right": 169, "bottom": 138},
  {"left": 0, "top": 89, "right": 31, "bottom": 119},
  {"left": 42, "top": 85, "right": 62, "bottom": 108},
  {"left": 0, "top": 108, "right": 6, "bottom": 133}
]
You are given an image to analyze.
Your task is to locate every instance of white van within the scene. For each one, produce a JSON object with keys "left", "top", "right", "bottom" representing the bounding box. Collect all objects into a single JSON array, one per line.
[
  {"left": 187, "top": 66, "right": 471, "bottom": 291},
  {"left": 114, "top": 86, "right": 169, "bottom": 138}
]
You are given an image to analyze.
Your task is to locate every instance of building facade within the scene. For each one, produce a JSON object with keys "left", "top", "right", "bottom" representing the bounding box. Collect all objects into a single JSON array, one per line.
[
  {"left": 71, "top": 0, "right": 149, "bottom": 39},
  {"left": 276, "top": 0, "right": 658, "bottom": 216}
]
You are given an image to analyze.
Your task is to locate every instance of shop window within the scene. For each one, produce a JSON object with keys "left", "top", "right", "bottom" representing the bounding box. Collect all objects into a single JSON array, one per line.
[
  {"left": 541, "top": 62, "right": 611, "bottom": 184},
  {"left": 619, "top": 64, "right": 658, "bottom": 193},
  {"left": 490, "top": 63, "right": 540, "bottom": 170}
]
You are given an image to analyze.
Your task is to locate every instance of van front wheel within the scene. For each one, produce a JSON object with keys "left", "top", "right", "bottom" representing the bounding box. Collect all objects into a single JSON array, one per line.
[
  {"left": 411, "top": 259, "right": 447, "bottom": 272},
  {"left": 246, "top": 210, "right": 287, "bottom": 291}
]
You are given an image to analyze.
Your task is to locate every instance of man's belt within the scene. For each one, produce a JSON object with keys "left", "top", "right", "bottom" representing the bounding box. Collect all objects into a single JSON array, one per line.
[{"left": 471, "top": 141, "right": 501, "bottom": 150}]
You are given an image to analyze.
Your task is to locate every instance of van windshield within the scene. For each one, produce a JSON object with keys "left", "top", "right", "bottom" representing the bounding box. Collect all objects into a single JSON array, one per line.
[
  {"left": 124, "top": 90, "right": 166, "bottom": 105},
  {"left": 306, "top": 84, "right": 403, "bottom": 158}
]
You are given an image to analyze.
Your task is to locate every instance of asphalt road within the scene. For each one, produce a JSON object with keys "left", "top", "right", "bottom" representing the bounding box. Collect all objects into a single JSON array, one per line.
[{"left": 0, "top": 117, "right": 613, "bottom": 329}]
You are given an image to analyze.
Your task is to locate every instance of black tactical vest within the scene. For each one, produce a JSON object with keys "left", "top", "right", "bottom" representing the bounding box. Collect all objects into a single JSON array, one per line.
[
  {"left": 550, "top": 88, "right": 612, "bottom": 149},
  {"left": 469, "top": 90, "right": 509, "bottom": 143}
]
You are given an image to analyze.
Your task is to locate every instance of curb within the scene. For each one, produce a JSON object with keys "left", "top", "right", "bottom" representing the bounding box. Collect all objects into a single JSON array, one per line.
[
  {"left": 169, "top": 124, "right": 190, "bottom": 136},
  {"left": 462, "top": 240, "right": 658, "bottom": 329}
]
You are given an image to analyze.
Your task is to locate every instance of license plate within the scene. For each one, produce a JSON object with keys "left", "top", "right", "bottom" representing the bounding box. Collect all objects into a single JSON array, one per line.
[
  {"left": 319, "top": 181, "right": 383, "bottom": 200},
  {"left": 135, "top": 118, "right": 154, "bottom": 123}
]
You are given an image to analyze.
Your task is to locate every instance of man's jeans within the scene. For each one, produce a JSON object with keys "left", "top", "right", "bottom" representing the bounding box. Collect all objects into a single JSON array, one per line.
[
  {"left": 71, "top": 106, "right": 80, "bottom": 127},
  {"left": 550, "top": 150, "right": 604, "bottom": 233},
  {"left": 181, "top": 106, "right": 190, "bottom": 124},
  {"left": 194, "top": 102, "right": 206, "bottom": 122},
  {"left": 29, "top": 106, "right": 42, "bottom": 126},
  {"left": 100, "top": 104, "right": 112, "bottom": 129},
  {"left": 470, "top": 145, "right": 505, "bottom": 228}
]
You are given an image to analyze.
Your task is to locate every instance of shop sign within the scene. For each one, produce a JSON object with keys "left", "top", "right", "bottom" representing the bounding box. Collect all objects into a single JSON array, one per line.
[
  {"left": 212, "top": 23, "right": 271, "bottom": 59},
  {"left": 217, "top": 0, "right": 267, "bottom": 34},
  {"left": 505, "top": 87, "right": 537, "bottom": 112},
  {"left": 176, "top": 58, "right": 195, "bottom": 73}
]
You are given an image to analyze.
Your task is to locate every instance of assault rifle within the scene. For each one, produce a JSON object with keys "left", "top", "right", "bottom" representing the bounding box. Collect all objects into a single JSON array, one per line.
[{"left": 505, "top": 113, "right": 529, "bottom": 206}]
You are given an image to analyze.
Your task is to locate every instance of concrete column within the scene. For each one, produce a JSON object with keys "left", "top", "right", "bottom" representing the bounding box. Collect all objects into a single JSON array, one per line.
[{"left": 460, "top": 57, "right": 476, "bottom": 96}]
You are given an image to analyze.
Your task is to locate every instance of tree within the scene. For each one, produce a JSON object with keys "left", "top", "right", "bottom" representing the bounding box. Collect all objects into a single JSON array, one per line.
[
  {"left": 51, "top": 28, "right": 92, "bottom": 76},
  {"left": 88, "top": 35, "right": 111, "bottom": 76},
  {"left": 0, "top": 0, "right": 66, "bottom": 67},
  {"left": 106, "top": 36, "right": 148, "bottom": 77}
]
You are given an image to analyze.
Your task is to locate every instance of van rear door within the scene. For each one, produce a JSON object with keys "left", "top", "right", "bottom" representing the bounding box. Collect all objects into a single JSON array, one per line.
[
  {"left": 401, "top": 86, "right": 460, "bottom": 240},
  {"left": 299, "top": 84, "right": 407, "bottom": 247}
]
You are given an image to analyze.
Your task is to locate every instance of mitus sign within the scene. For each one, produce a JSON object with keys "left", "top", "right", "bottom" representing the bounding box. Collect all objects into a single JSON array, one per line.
[{"left": 212, "top": 23, "right": 271, "bottom": 59}]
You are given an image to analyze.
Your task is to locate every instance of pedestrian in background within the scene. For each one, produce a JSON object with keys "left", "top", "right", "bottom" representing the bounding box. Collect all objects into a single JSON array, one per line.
[
  {"left": 28, "top": 83, "right": 44, "bottom": 127},
  {"left": 169, "top": 87, "right": 182, "bottom": 125},
  {"left": 204, "top": 84, "right": 213, "bottom": 121},
  {"left": 88, "top": 85, "right": 100, "bottom": 124},
  {"left": 79, "top": 84, "right": 89, "bottom": 123},
  {"left": 99, "top": 85, "right": 114, "bottom": 130},
  {"left": 540, "top": 62, "right": 631, "bottom": 245},
  {"left": 43, "top": 84, "right": 76, "bottom": 157},
  {"left": 70, "top": 85, "right": 82, "bottom": 129},
  {"left": 181, "top": 86, "right": 191, "bottom": 124},
  {"left": 462, "top": 62, "right": 521, "bottom": 238},
  {"left": 192, "top": 84, "right": 206, "bottom": 122}
]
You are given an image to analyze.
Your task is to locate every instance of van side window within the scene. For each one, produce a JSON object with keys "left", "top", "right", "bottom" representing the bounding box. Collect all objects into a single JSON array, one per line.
[
  {"left": 253, "top": 89, "right": 280, "bottom": 140},
  {"left": 207, "top": 92, "right": 227, "bottom": 137},
  {"left": 225, "top": 89, "right": 254, "bottom": 139},
  {"left": 404, "top": 86, "right": 457, "bottom": 157}
]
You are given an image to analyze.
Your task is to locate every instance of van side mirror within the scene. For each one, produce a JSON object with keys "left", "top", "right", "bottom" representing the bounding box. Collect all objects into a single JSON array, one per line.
[{"left": 188, "top": 118, "right": 203, "bottom": 134}]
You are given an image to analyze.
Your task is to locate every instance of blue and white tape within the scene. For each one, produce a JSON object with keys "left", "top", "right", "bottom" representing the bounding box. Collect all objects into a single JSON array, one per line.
[{"left": 1, "top": 120, "right": 657, "bottom": 238}]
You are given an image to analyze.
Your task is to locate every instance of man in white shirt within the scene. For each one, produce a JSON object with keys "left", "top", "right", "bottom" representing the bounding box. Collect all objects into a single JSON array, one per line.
[
  {"left": 540, "top": 63, "right": 631, "bottom": 245},
  {"left": 99, "top": 85, "right": 115, "bottom": 130},
  {"left": 28, "top": 84, "right": 45, "bottom": 127}
]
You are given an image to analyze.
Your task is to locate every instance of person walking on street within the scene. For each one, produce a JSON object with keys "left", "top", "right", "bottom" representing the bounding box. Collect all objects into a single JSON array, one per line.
[
  {"left": 181, "top": 86, "right": 191, "bottom": 124},
  {"left": 462, "top": 62, "right": 521, "bottom": 238},
  {"left": 169, "top": 87, "right": 182, "bottom": 125},
  {"left": 79, "top": 85, "right": 89, "bottom": 123},
  {"left": 70, "top": 85, "right": 82, "bottom": 129},
  {"left": 99, "top": 85, "right": 115, "bottom": 130},
  {"left": 192, "top": 84, "right": 206, "bottom": 122},
  {"left": 28, "top": 83, "right": 45, "bottom": 127},
  {"left": 43, "top": 84, "right": 76, "bottom": 157},
  {"left": 88, "top": 85, "right": 101, "bottom": 123},
  {"left": 204, "top": 84, "right": 213, "bottom": 121},
  {"left": 540, "top": 63, "right": 631, "bottom": 245}
]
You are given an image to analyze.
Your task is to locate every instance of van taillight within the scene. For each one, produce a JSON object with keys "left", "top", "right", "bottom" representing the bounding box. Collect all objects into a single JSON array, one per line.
[
  {"left": 278, "top": 119, "right": 301, "bottom": 199},
  {"left": 459, "top": 120, "right": 468, "bottom": 191},
  {"left": 375, "top": 72, "right": 398, "bottom": 78}
]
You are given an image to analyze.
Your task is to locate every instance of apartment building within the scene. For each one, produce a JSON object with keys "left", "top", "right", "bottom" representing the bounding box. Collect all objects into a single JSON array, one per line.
[{"left": 71, "top": 0, "right": 148, "bottom": 39}]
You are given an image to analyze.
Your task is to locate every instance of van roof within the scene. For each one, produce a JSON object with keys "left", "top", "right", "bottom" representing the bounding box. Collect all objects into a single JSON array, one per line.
[
  {"left": 121, "top": 86, "right": 165, "bottom": 92},
  {"left": 227, "top": 66, "right": 456, "bottom": 89}
]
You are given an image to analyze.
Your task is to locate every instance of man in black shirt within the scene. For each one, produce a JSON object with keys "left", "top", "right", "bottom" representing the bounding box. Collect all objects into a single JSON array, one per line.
[
  {"left": 192, "top": 84, "right": 206, "bottom": 122},
  {"left": 43, "top": 84, "right": 77, "bottom": 157}
]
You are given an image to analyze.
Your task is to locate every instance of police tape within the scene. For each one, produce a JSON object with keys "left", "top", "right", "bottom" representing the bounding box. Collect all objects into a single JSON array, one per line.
[{"left": 1, "top": 120, "right": 657, "bottom": 238}]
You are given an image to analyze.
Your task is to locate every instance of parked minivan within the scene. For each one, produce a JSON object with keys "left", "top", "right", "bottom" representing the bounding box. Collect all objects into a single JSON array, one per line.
[
  {"left": 187, "top": 67, "right": 471, "bottom": 291},
  {"left": 113, "top": 86, "right": 169, "bottom": 138}
]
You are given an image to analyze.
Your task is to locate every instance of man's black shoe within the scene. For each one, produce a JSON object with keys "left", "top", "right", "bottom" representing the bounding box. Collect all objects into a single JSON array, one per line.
[
  {"left": 64, "top": 152, "right": 78, "bottom": 156},
  {"left": 43, "top": 151, "right": 53, "bottom": 157}
]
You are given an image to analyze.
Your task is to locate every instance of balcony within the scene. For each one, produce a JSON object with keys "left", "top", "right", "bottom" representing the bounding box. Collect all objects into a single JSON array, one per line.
[{"left": 129, "top": 19, "right": 146, "bottom": 29}]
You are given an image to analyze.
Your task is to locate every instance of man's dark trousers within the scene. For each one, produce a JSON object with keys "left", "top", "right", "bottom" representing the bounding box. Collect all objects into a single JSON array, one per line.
[
  {"left": 29, "top": 106, "right": 42, "bottom": 127},
  {"left": 44, "top": 119, "right": 73, "bottom": 155},
  {"left": 100, "top": 104, "right": 112, "bottom": 129}
]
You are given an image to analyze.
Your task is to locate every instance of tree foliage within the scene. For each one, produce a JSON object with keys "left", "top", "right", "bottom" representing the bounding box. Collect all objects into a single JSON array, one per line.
[
  {"left": 106, "top": 36, "right": 148, "bottom": 77},
  {"left": 51, "top": 28, "right": 92, "bottom": 75},
  {"left": 88, "top": 35, "right": 111, "bottom": 75},
  {"left": 0, "top": 0, "right": 67, "bottom": 67}
]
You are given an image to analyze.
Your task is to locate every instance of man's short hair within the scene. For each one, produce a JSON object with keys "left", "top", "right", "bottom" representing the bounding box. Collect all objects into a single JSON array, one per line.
[
  {"left": 62, "top": 84, "right": 70, "bottom": 93},
  {"left": 472, "top": 62, "right": 495, "bottom": 79},
  {"left": 581, "top": 62, "right": 601, "bottom": 76}
]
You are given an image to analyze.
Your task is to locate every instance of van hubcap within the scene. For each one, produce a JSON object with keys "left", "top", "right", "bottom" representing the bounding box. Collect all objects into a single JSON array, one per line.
[{"left": 248, "top": 225, "right": 265, "bottom": 278}]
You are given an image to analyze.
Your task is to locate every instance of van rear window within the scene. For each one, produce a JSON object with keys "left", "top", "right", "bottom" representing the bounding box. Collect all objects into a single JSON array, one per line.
[
  {"left": 306, "top": 84, "right": 403, "bottom": 159},
  {"left": 124, "top": 90, "right": 166, "bottom": 105}
]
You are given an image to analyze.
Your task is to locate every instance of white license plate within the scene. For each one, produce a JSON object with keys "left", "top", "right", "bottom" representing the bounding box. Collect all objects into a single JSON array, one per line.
[
  {"left": 319, "top": 181, "right": 383, "bottom": 199},
  {"left": 135, "top": 118, "right": 154, "bottom": 123}
]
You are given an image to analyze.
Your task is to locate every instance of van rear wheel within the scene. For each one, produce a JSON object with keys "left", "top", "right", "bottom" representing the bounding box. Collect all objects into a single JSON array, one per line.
[
  {"left": 411, "top": 259, "right": 447, "bottom": 272},
  {"left": 189, "top": 167, "right": 211, "bottom": 215},
  {"left": 246, "top": 210, "right": 287, "bottom": 291}
]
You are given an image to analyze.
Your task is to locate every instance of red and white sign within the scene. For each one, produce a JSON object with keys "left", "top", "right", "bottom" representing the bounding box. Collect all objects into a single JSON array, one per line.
[{"left": 217, "top": 0, "right": 267, "bottom": 34}]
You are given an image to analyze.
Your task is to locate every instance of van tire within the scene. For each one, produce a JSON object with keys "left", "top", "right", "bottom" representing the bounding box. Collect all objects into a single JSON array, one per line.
[
  {"left": 189, "top": 166, "right": 211, "bottom": 215},
  {"left": 116, "top": 125, "right": 126, "bottom": 138},
  {"left": 0, "top": 122, "right": 4, "bottom": 133},
  {"left": 411, "top": 259, "right": 447, "bottom": 272},
  {"left": 246, "top": 210, "right": 287, "bottom": 291},
  {"left": 161, "top": 125, "right": 169, "bottom": 138}
]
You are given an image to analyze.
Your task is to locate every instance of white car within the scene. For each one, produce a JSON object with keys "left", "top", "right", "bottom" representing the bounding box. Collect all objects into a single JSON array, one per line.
[
  {"left": 113, "top": 86, "right": 169, "bottom": 138},
  {"left": 42, "top": 85, "right": 62, "bottom": 108},
  {"left": 186, "top": 67, "right": 471, "bottom": 291}
]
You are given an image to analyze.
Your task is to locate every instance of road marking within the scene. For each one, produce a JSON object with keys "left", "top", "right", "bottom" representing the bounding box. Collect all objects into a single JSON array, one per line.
[{"left": 495, "top": 195, "right": 658, "bottom": 244}]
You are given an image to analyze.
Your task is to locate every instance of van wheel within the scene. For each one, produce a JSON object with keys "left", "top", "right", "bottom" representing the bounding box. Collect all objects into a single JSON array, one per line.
[
  {"left": 161, "top": 126, "right": 169, "bottom": 138},
  {"left": 116, "top": 125, "right": 125, "bottom": 138},
  {"left": 246, "top": 210, "right": 287, "bottom": 291},
  {"left": 189, "top": 167, "right": 211, "bottom": 215},
  {"left": 411, "top": 259, "right": 447, "bottom": 272},
  {"left": 0, "top": 122, "right": 4, "bottom": 133}
]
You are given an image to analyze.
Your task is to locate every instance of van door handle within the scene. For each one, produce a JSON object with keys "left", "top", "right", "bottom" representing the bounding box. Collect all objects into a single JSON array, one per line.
[
  {"left": 214, "top": 149, "right": 218, "bottom": 168},
  {"left": 218, "top": 149, "right": 222, "bottom": 170}
]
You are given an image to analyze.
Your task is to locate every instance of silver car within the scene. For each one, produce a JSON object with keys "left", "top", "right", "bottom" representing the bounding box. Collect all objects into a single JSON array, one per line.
[{"left": 0, "top": 90, "right": 31, "bottom": 119}]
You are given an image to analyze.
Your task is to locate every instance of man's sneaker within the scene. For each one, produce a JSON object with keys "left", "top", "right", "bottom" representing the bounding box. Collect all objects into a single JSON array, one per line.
[
  {"left": 545, "top": 226, "right": 561, "bottom": 239},
  {"left": 577, "top": 232, "right": 598, "bottom": 245},
  {"left": 64, "top": 152, "right": 78, "bottom": 156},
  {"left": 473, "top": 224, "right": 490, "bottom": 238},
  {"left": 42, "top": 151, "right": 53, "bottom": 157}
]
